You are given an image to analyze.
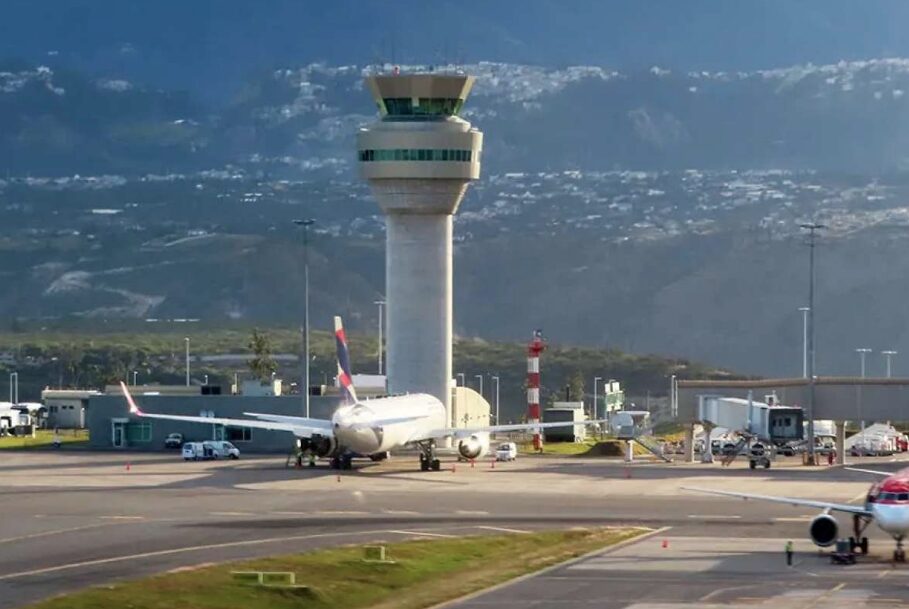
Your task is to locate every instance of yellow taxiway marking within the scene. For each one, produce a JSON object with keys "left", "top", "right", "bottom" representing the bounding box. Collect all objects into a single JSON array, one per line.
[
  {"left": 774, "top": 516, "right": 813, "bottom": 522},
  {"left": 849, "top": 491, "right": 868, "bottom": 504}
]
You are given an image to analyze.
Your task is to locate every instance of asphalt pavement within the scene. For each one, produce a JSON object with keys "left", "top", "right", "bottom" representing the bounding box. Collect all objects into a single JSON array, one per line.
[{"left": 1, "top": 450, "right": 907, "bottom": 608}]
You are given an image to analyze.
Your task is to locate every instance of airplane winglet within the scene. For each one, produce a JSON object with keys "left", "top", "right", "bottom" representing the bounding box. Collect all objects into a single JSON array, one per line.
[{"left": 120, "top": 381, "right": 143, "bottom": 416}]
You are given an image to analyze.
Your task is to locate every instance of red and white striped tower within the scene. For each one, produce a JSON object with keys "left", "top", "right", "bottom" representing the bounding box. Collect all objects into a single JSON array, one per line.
[{"left": 527, "top": 330, "right": 546, "bottom": 451}]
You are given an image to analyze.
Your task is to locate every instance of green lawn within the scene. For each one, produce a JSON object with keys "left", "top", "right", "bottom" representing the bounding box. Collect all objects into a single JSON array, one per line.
[
  {"left": 0, "top": 429, "right": 88, "bottom": 450},
  {"left": 24, "top": 528, "right": 644, "bottom": 609}
]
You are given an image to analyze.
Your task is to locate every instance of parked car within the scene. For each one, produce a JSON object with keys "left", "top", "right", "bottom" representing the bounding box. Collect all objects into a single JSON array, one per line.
[
  {"left": 495, "top": 442, "right": 517, "bottom": 461},
  {"left": 203, "top": 440, "right": 240, "bottom": 460},
  {"left": 164, "top": 433, "right": 184, "bottom": 449},
  {"left": 182, "top": 442, "right": 206, "bottom": 461}
]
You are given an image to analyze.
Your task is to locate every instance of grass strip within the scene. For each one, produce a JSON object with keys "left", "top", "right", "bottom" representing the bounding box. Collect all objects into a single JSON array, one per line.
[
  {"left": 0, "top": 429, "right": 89, "bottom": 450},
  {"left": 24, "top": 527, "right": 645, "bottom": 609}
]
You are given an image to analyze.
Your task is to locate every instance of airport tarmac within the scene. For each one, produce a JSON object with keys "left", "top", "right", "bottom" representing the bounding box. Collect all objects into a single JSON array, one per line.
[{"left": 1, "top": 450, "right": 908, "bottom": 608}]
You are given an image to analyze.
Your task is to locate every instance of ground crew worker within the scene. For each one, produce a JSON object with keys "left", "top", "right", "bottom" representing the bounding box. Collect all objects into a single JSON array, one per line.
[
  {"left": 308, "top": 452, "right": 316, "bottom": 468},
  {"left": 785, "top": 540, "right": 794, "bottom": 566}
]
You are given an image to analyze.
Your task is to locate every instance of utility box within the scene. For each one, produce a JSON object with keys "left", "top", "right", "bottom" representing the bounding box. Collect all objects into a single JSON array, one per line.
[{"left": 544, "top": 402, "right": 585, "bottom": 442}]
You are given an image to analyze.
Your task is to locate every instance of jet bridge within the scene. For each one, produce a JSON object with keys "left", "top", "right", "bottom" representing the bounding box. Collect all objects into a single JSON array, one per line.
[{"left": 697, "top": 395, "right": 803, "bottom": 444}]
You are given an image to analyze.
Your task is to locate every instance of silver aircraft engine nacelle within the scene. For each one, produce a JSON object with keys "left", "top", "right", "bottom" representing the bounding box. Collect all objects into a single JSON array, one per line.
[
  {"left": 458, "top": 432, "right": 490, "bottom": 460},
  {"left": 809, "top": 513, "right": 838, "bottom": 547}
]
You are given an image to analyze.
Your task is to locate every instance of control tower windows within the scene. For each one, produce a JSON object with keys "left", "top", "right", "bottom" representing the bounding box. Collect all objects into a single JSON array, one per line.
[
  {"left": 359, "top": 149, "right": 474, "bottom": 162},
  {"left": 381, "top": 97, "right": 465, "bottom": 117}
]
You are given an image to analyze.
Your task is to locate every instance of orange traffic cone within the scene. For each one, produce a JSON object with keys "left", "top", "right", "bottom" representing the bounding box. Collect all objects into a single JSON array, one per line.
[
  {"left": 662, "top": 539, "right": 669, "bottom": 549},
  {"left": 126, "top": 462, "right": 131, "bottom": 472}
]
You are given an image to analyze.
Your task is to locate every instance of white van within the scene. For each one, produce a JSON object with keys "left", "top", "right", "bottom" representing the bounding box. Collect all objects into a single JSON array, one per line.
[
  {"left": 496, "top": 442, "right": 518, "bottom": 461},
  {"left": 203, "top": 441, "right": 240, "bottom": 460},
  {"left": 182, "top": 442, "right": 206, "bottom": 461}
]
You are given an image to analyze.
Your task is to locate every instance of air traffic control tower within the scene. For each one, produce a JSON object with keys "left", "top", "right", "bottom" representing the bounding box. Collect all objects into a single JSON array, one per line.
[{"left": 357, "top": 73, "right": 483, "bottom": 425}]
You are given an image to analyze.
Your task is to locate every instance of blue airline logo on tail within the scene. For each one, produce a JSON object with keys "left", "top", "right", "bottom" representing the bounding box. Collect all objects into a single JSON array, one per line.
[{"left": 334, "top": 316, "right": 358, "bottom": 405}]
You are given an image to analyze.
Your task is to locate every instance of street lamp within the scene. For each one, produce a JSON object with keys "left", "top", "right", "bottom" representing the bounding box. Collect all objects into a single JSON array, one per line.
[
  {"left": 856, "top": 347, "right": 872, "bottom": 436},
  {"left": 882, "top": 350, "right": 898, "bottom": 378},
  {"left": 801, "top": 222, "right": 825, "bottom": 465},
  {"left": 132, "top": 370, "right": 138, "bottom": 386},
  {"left": 294, "top": 218, "right": 315, "bottom": 418},
  {"left": 799, "top": 307, "right": 810, "bottom": 378},
  {"left": 9, "top": 371, "right": 18, "bottom": 404},
  {"left": 457, "top": 372, "right": 465, "bottom": 387},
  {"left": 374, "top": 299, "right": 385, "bottom": 375},
  {"left": 475, "top": 374, "right": 483, "bottom": 398},
  {"left": 184, "top": 338, "right": 190, "bottom": 387},
  {"left": 491, "top": 375, "right": 500, "bottom": 424},
  {"left": 593, "top": 376, "right": 603, "bottom": 421},
  {"left": 204, "top": 374, "right": 209, "bottom": 386}
]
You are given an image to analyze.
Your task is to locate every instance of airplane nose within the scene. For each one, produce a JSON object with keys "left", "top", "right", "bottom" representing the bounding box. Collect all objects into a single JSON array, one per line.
[{"left": 873, "top": 504, "right": 909, "bottom": 536}]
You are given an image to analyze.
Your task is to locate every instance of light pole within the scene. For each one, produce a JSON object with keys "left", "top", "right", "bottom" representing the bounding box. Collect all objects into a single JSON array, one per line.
[
  {"left": 9, "top": 371, "right": 18, "bottom": 404},
  {"left": 204, "top": 374, "right": 209, "bottom": 386},
  {"left": 799, "top": 307, "right": 810, "bottom": 378},
  {"left": 593, "top": 376, "right": 603, "bottom": 421},
  {"left": 132, "top": 370, "right": 138, "bottom": 386},
  {"left": 475, "top": 374, "right": 483, "bottom": 398},
  {"left": 856, "top": 347, "right": 871, "bottom": 436},
  {"left": 457, "top": 372, "right": 465, "bottom": 387},
  {"left": 883, "top": 350, "right": 897, "bottom": 378},
  {"left": 374, "top": 299, "right": 385, "bottom": 375},
  {"left": 491, "top": 375, "right": 500, "bottom": 423},
  {"left": 294, "top": 219, "right": 315, "bottom": 418},
  {"left": 801, "top": 222, "right": 824, "bottom": 465},
  {"left": 184, "top": 338, "right": 190, "bottom": 387}
]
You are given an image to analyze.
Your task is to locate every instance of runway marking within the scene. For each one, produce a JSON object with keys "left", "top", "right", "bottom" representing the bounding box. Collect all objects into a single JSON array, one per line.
[
  {"left": 380, "top": 510, "right": 420, "bottom": 515},
  {"left": 774, "top": 516, "right": 813, "bottom": 522},
  {"left": 315, "top": 510, "right": 369, "bottom": 516},
  {"left": 269, "top": 511, "right": 311, "bottom": 516},
  {"left": 0, "top": 522, "right": 126, "bottom": 545},
  {"left": 686, "top": 514, "right": 742, "bottom": 520},
  {"left": 388, "top": 530, "right": 456, "bottom": 539},
  {"left": 474, "top": 525, "right": 530, "bottom": 534},
  {"left": 878, "top": 569, "right": 891, "bottom": 579},
  {"left": 99, "top": 516, "right": 145, "bottom": 520},
  {"left": 455, "top": 510, "right": 489, "bottom": 516},
  {"left": 208, "top": 512, "right": 255, "bottom": 517},
  {"left": 0, "top": 527, "right": 451, "bottom": 581}
]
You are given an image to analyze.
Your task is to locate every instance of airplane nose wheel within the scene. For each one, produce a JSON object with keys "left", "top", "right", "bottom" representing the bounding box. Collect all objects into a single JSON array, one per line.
[{"left": 894, "top": 539, "right": 906, "bottom": 563}]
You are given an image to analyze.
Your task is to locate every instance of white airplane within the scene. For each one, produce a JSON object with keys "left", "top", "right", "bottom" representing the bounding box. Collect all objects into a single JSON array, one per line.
[
  {"left": 121, "top": 316, "right": 604, "bottom": 471},
  {"left": 686, "top": 466, "right": 909, "bottom": 562}
]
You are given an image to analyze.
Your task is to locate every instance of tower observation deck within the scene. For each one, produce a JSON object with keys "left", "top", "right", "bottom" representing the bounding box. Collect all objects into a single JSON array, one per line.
[{"left": 358, "top": 73, "right": 483, "bottom": 426}]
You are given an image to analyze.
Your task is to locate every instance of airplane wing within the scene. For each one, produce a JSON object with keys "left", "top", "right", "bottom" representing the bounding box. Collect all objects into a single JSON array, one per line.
[
  {"left": 427, "top": 419, "right": 610, "bottom": 441},
  {"left": 683, "top": 486, "right": 872, "bottom": 516},
  {"left": 245, "top": 412, "right": 423, "bottom": 432},
  {"left": 120, "top": 382, "right": 332, "bottom": 439}
]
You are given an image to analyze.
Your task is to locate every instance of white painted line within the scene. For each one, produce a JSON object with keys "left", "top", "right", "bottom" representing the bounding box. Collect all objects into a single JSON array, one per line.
[
  {"left": 475, "top": 525, "right": 530, "bottom": 534},
  {"left": 381, "top": 510, "right": 421, "bottom": 515},
  {"left": 0, "top": 527, "right": 436, "bottom": 581},
  {"left": 686, "top": 514, "right": 742, "bottom": 520},
  {"left": 208, "top": 512, "right": 254, "bottom": 517},
  {"left": 455, "top": 510, "right": 490, "bottom": 516},
  {"left": 99, "top": 516, "right": 145, "bottom": 520},
  {"left": 270, "top": 511, "right": 312, "bottom": 516},
  {"left": 774, "top": 517, "right": 813, "bottom": 522},
  {"left": 0, "top": 522, "right": 123, "bottom": 545},
  {"left": 388, "top": 530, "right": 457, "bottom": 539},
  {"left": 315, "top": 510, "right": 369, "bottom": 516}
]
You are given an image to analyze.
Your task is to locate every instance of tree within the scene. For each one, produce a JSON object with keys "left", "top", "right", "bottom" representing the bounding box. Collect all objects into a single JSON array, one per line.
[
  {"left": 567, "top": 370, "right": 585, "bottom": 403},
  {"left": 247, "top": 329, "right": 277, "bottom": 382}
]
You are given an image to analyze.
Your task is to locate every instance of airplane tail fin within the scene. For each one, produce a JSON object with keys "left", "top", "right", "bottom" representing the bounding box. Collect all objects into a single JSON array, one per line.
[
  {"left": 120, "top": 381, "right": 143, "bottom": 416},
  {"left": 334, "top": 316, "right": 358, "bottom": 405}
]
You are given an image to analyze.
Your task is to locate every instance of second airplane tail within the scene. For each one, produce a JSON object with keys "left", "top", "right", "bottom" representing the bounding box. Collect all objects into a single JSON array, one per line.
[{"left": 334, "top": 316, "right": 359, "bottom": 405}]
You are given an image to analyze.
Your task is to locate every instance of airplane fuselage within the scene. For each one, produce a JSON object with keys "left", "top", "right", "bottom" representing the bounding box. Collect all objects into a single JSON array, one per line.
[
  {"left": 867, "top": 472, "right": 909, "bottom": 540},
  {"left": 332, "top": 393, "right": 447, "bottom": 455}
]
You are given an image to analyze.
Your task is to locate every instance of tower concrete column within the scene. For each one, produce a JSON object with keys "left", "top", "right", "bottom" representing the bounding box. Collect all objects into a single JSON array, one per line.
[{"left": 684, "top": 423, "right": 696, "bottom": 463}]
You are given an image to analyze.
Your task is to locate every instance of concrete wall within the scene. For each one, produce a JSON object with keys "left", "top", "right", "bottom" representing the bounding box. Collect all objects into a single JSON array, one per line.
[
  {"left": 87, "top": 394, "right": 342, "bottom": 453},
  {"left": 677, "top": 377, "right": 909, "bottom": 423}
]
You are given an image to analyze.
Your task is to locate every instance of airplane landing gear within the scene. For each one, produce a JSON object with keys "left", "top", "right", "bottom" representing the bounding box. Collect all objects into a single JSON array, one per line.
[
  {"left": 851, "top": 514, "right": 871, "bottom": 555},
  {"left": 895, "top": 538, "right": 906, "bottom": 563},
  {"left": 418, "top": 442, "right": 441, "bottom": 471}
]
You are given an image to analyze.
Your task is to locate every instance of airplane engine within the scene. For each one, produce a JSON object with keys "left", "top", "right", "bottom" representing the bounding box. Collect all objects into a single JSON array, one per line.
[
  {"left": 458, "top": 432, "right": 490, "bottom": 460},
  {"left": 809, "top": 513, "right": 838, "bottom": 547},
  {"left": 310, "top": 434, "right": 340, "bottom": 458}
]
